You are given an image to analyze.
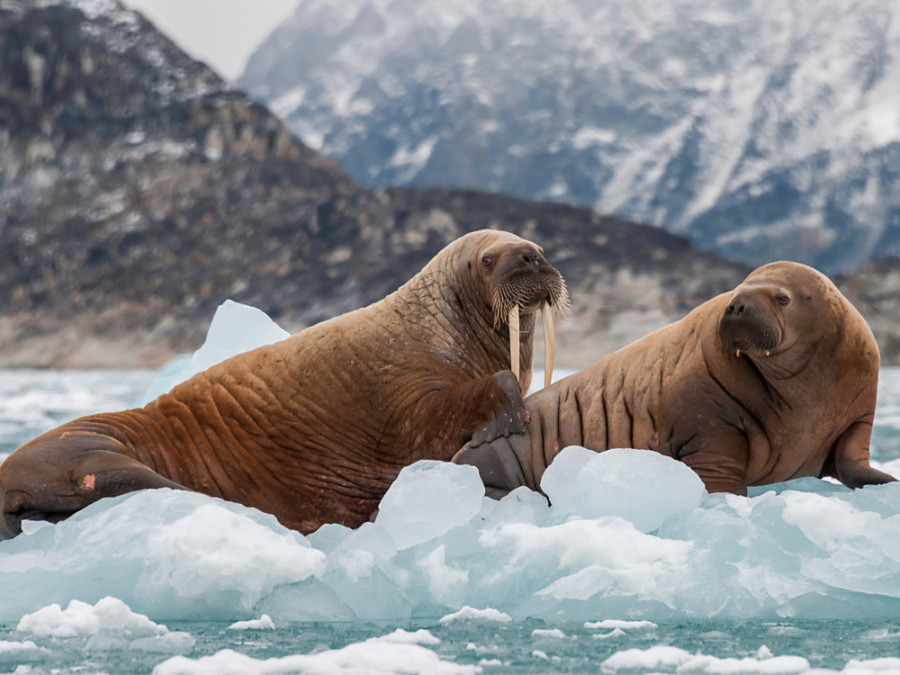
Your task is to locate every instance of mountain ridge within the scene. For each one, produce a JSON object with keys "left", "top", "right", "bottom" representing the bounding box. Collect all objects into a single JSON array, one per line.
[
  {"left": 0, "top": 0, "right": 897, "bottom": 369},
  {"left": 239, "top": 0, "right": 900, "bottom": 275}
]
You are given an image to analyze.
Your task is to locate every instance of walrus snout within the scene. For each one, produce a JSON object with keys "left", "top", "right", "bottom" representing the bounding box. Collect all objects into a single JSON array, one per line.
[
  {"left": 719, "top": 291, "right": 781, "bottom": 355},
  {"left": 489, "top": 245, "right": 569, "bottom": 388}
]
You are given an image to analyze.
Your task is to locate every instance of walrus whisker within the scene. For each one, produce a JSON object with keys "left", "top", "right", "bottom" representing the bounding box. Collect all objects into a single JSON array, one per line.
[
  {"left": 509, "top": 304, "right": 520, "bottom": 382},
  {"left": 542, "top": 304, "right": 554, "bottom": 388}
]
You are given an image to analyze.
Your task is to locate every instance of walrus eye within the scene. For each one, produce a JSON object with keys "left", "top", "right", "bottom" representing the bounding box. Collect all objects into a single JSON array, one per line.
[
  {"left": 776, "top": 295, "right": 790, "bottom": 306},
  {"left": 482, "top": 255, "right": 493, "bottom": 267}
]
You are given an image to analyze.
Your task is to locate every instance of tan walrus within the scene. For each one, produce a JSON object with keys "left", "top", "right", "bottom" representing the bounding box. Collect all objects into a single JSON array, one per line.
[
  {"left": 454, "top": 261, "right": 896, "bottom": 497},
  {"left": 0, "top": 230, "right": 569, "bottom": 538}
]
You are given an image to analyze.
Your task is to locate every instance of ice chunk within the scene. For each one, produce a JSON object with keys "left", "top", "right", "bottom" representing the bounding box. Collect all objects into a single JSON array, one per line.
[
  {"left": 541, "top": 446, "right": 705, "bottom": 532},
  {"left": 602, "top": 645, "right": 693, "bottom": 671},
  {"left": 0, "top": 640, "right": 48, "bottom": 657},
  {"left": 593, "top": 628, "right": 626, "bottom": 639},
  {"left": 678, "top": 652, "right": 810, "bottom": 673},
  {"left": 153, "top": 630, "right": 475, "bottom": 675},
  {"left": 0, "top": 490, "right": 324, "bottom": 622},
  {"left": 845, "top": 658, "right": 900, "bottom": 673},
  {"left": 482, "top": 486, "right": 552, "bottom": 525},
  {"left": 378, "top": 628, "right": 441, "bottom": 646},
  {"left": 16, "top": 597, "right": 196, "bottom": 655},
  {"left": 138, "top": 300, "right": 290, "bottom": 404},
  {"left": 439, "top": 607, "right": 512, "bottom": 625},
  {"left": 475, "top": 517, "right": 694, "bottom": 620},
  {"left": 532, "top": 628, "right": 566, "bottom": 638},
  {"left": 226, "top": 615, "right": 275, "bottom": 631},
  {"left": 603, "top": 645, "right": 811, "bottom": 673},
  {"left": 375, "top": 461, "right": 484, "bottom": 550},
  {"left": 585, "top": 619, "right": 657, "bottom": 631},
  {"left": 17, "top": 597, "right": 165, "bottom": 639}
]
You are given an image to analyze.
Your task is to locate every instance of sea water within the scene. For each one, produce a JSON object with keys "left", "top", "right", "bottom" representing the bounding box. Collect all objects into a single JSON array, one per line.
[{"left": 2, "top": 304, "right": 900, "bottom": 673}]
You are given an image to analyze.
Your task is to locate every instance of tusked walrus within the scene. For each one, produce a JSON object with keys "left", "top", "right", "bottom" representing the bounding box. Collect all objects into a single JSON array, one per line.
[{"left": 0, "top": 230, "right": 569, "bottom": 537}]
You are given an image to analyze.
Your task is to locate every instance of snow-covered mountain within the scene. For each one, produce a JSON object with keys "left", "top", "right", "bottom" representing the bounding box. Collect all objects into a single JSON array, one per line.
[{"left": 239, "top": 0, "right": 900, "bottom": 273}]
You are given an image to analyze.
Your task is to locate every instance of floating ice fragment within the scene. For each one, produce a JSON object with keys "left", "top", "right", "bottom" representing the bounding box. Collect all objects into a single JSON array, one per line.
[
  {"left": 17, "top": 597, "right": 166, "bottom": 639},
  {"left": 593, "top": 628, "right": 626, "bottom": 639},
  {"left": 679, "top": 652, "right": 809, "bottom": 673},
  {"left": 226, "top": 615, "right": 275, "bottom": 631},
  {"left": 540, "top": 447, "right": 705, "bottom": 532},
  {"left": 602, "top": 645, "right": 691, "bottom": 671},
  {"left": 439, "top": 606, "right": 512, "bottom": 625},
  {"left": 375, "top": 461, "right": 484, "bottom": 550},
  {"left": 532, "top": 649, "right": 549, "bottom": 660},
  {"left": 377, "top": 628, "right": 440, "bottom": 646},
  {"left": 601, "top": 645, "right": 811, "bottom": 673},
  {"left": 585, "top": 619, "right": 658, "bottom": 631},
  {"left": 153, "top": 631, "right": 475, "bottom": 675},
  {"left": 844, "top": 657, "right": 900, "bottom": 673},
  {"left": 138, "top": 300, "right": 290, "bottom": 404},
  {"left": 532, "top": 628, "right": 566, "bottom": 639},
  {"left": 0, "top": 639, "right": 48, "bottom": 656}
]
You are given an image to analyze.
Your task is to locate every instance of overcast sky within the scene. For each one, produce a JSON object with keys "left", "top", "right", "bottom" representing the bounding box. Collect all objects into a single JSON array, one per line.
[{"left": 122, "top": 0, "right": 300, "bottom": 81}]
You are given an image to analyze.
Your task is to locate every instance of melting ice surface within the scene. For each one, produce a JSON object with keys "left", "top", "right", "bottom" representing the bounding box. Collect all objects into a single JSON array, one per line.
[{"left": 2, "top": 300, "right": 900, "bottom": 673}]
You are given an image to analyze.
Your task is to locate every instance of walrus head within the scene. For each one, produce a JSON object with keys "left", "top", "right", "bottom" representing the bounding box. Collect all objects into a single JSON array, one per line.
[
  {"left": 718, "top": 261, "right": 838, "bottom": 368},
  {"left": 475, "top": 233, "right": 570, "bottom": 387}
]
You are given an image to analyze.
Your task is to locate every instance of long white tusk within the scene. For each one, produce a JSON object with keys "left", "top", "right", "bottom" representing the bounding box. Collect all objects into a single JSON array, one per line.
[
  {"left": 542, "top": 305, "right": 555, "bottom": 388},
  {"left": 509, "top": 305, "right": 520, "bottom": 382}
]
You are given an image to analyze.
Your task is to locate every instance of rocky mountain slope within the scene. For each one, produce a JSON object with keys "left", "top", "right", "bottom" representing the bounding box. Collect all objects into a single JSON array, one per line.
[
  {"left": 240, "top": 0, "right": 900, "bottom": 275},
  {"left": 0, "top": 0, "right": 896, "bottom": 370}
]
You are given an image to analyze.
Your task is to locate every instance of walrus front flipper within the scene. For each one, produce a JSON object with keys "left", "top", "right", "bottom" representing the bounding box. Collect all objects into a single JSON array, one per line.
[
  {"left": 468, "top": 370, "right": 531, "bottom": 447},
  {"left": 0, "top": 434, "right": 185, "bottom": 538},
  {"left": 453, "top": 436, "right": 532, "bottom": 499}
]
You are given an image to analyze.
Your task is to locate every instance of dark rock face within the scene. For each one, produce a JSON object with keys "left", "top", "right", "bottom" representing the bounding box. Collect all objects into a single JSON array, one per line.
[
  {"left": 0, "top": 1, "right": 895, "bottom": 369},
  {"left": 0, "top": 0, "right": 399, "bottom": 365}
]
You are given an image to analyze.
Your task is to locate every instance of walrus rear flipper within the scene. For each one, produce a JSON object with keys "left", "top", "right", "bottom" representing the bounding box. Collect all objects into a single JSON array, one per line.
[{"left": 0, "top": 435, "right": 185, "bottom": 539}]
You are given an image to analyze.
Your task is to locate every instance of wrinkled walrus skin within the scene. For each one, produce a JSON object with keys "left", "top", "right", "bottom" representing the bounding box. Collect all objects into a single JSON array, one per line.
[
  {"left": 0, "top": 230, "right": 569, "bottom": 538},
  {"left": 454, "top": 261, "right": 896, "bottom": 498}
]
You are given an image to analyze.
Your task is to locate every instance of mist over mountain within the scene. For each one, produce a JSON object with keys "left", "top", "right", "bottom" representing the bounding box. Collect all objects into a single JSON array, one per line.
[{"left": 239, "top": 0, "right": 900, "bottom": 274}]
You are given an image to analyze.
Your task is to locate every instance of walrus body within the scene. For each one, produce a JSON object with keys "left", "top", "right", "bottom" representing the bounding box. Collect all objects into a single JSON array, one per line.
[
  {"left": 0, "top": 230, "right": 568, "bottom": 538},
  {"left": 455, "top": 261, "right": 895, "bottom": 497}
]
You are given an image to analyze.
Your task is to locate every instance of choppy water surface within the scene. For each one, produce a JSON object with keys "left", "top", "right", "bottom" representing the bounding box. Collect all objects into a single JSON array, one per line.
[{"left": 0, "top": 367, "right": 899, "bottom": 674}]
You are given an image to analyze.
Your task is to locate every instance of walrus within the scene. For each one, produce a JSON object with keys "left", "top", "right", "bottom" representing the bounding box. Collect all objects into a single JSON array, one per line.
[
  {"left": 454, "top": 261, "right": 896, "bottom": 499},
  {"left": 0, "top": 230, "right": 569, "bottom": 538}
]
